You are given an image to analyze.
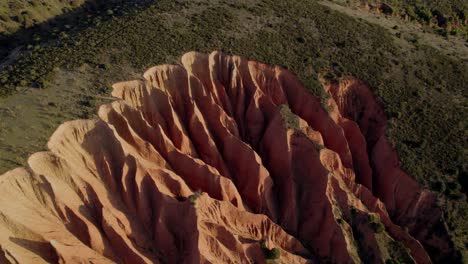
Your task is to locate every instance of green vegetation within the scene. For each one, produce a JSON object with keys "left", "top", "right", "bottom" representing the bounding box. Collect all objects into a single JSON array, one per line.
[
  {"left": 350, "top": 209, "right": 415, "bottom": 264},
  {"left": 0, "top": 0, "right": 466, "bottom": 262},
  {"left": 336, "top": 0, "right": 468, "bottom": 39},
  {"left": 368, "top": 214, "right": 386, "bottom": 233},
  {"left": 280, "top": 104, "right": 325, "bottom": 150},
  {"left": 279, "top": 104, "right": 300, "bottom": 130},
  {"left": 0, "top": 1, "right": 154, "bottom": 61},
  {"left": 0, "top": 0, "right": 86, "bottom": 35},
  {"left": 386, "top": 240, "right": 415, "bottom": 264},
  {"left": 188, "top": 191, "right": 202, "bottom": 205},
  {"left": 260, "top": 239, "right": 280, "bottom": 261}
]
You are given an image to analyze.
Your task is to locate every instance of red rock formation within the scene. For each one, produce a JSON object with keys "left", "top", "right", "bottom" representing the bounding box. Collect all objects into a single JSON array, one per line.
[
  {"left": 0, "top": 51, "right": 450, "bottom": 263},
  {"left": 324, "top": 78, "right": 453, "bottom": 261}
]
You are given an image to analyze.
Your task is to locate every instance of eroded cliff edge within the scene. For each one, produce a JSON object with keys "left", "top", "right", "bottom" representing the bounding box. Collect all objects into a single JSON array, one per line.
[{"left": 0, "top": 51, "right": 453, "bottom": 263}]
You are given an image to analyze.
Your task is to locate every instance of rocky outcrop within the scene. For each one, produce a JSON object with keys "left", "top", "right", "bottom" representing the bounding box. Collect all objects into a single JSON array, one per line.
[
  {"left": 0, "top": 51, "right": 451, "bottom": 263},
  {"left": 324, "top": 78, "right": 454, "bottom": 262}
]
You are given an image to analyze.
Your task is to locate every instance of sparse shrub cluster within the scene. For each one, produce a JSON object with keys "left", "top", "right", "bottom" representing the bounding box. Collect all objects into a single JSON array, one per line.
[
  {"left": 341, "top": 0, "right": 468, "bottom": 39},
  {"left": 368, "top": 214, "right": 385, "bottom": 233}
]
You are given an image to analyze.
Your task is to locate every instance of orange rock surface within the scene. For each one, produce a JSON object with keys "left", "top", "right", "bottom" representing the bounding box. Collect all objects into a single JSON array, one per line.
[{"left": 0, "top": 51, "right": 451, "bottom": 263}]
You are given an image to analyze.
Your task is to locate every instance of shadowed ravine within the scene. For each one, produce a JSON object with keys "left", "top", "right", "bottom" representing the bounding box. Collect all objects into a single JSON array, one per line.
[{"left": 0, "top": 51, "right": 453, "bottom": 263}]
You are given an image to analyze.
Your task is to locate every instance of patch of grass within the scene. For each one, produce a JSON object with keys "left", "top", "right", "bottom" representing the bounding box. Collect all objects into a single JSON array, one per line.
[{"left": 279, "top": 104, "right": 300, "bottom": 130}]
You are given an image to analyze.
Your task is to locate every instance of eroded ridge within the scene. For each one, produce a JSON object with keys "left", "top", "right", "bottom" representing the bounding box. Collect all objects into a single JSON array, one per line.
[{"left": 0, "top": 51, "right": 450, "bottom": 263}]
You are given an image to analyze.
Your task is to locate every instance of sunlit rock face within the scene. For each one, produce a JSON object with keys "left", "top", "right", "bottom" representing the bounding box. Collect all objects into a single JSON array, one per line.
[{"left": 0, "top": 51, "right": 451, "bottom": 263}]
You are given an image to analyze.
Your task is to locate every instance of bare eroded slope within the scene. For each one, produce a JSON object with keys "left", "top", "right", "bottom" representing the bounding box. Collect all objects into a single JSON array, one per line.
[{"left": 0, "top": 51, "right": 453, "bottom": 263}]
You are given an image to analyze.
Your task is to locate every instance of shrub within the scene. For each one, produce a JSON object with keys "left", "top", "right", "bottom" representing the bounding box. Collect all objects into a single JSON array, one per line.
[
  {"left": 265, "top": 248, "right": 280, "bottom": 260},
  {"left": 313, "top": 141, "right": 324, "bottom": 151},
  {"left": 260, "top": 240, "right": 280, "bottom": 260},
  {"left": 188, "top": 191, "right": 202, "bottom": 205},
  {"left": 371, "top": 221, "right": 385, "bottom": 233},
  {"left": 98, "top": 63, "right": 110, "bottom": 70},
  {"left": 368, "top": 214, "right": 385, "bottom": 233},
  {"left": 0, "top": 14, "right": 8, "bottom": 22}
]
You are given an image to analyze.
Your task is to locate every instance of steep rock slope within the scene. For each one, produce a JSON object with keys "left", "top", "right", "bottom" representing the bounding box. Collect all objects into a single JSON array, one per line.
[{"left": 0, "top": 51, "right": 451, "bottom": 263}]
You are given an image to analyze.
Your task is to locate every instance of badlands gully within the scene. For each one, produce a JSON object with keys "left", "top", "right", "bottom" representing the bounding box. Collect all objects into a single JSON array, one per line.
[{"left": 0, "top": 51, "right": 452, "bottom": 263}]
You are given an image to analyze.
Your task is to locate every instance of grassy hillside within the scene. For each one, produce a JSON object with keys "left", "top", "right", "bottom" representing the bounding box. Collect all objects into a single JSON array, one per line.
[
  {"left": 0, "top": 0, "right": 87, "bottom": 35},
  {"left": 332, "top": 0, "right": 468, "bottom": 39},
  {"left": 0, "top": 0, "right": 466, "bottom": 262},
  {"left": 0, "top": 0, "right": 154, "bottom": 61}
]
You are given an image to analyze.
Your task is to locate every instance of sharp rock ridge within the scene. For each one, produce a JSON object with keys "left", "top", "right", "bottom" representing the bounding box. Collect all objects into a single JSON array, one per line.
[{"left": 0, "top": 51, "right": 452, "bottom": 264}]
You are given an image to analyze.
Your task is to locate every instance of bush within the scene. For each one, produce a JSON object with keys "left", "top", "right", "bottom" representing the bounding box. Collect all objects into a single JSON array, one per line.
[
  {"left": 265, "top": 248, "right": 280, "bottom": 260},
  {"left": 415, "top": 6, "right": 433, "bottom": 22},
  {"left": 371, "top": 221, "right": 385, "bottom": 233},
  {"left": 188, "top": 191, "right": 202, "bottom": 205},
  {"left": 0, "top": 14, "right": 8, "bottom": 22},
  {"left": 98, "top": 63, "right": 110, "bottom": 70},
  {"left": 260, "top": 240, "right": 280, "bottom": 260},
  {"left": 368, "top": 214, "right": 385, "bottom": 233}
]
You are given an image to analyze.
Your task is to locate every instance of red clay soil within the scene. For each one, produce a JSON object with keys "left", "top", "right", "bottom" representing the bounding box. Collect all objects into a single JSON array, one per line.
[{"left": 0, "top": 51, "right": 451, "bottom": 263}]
